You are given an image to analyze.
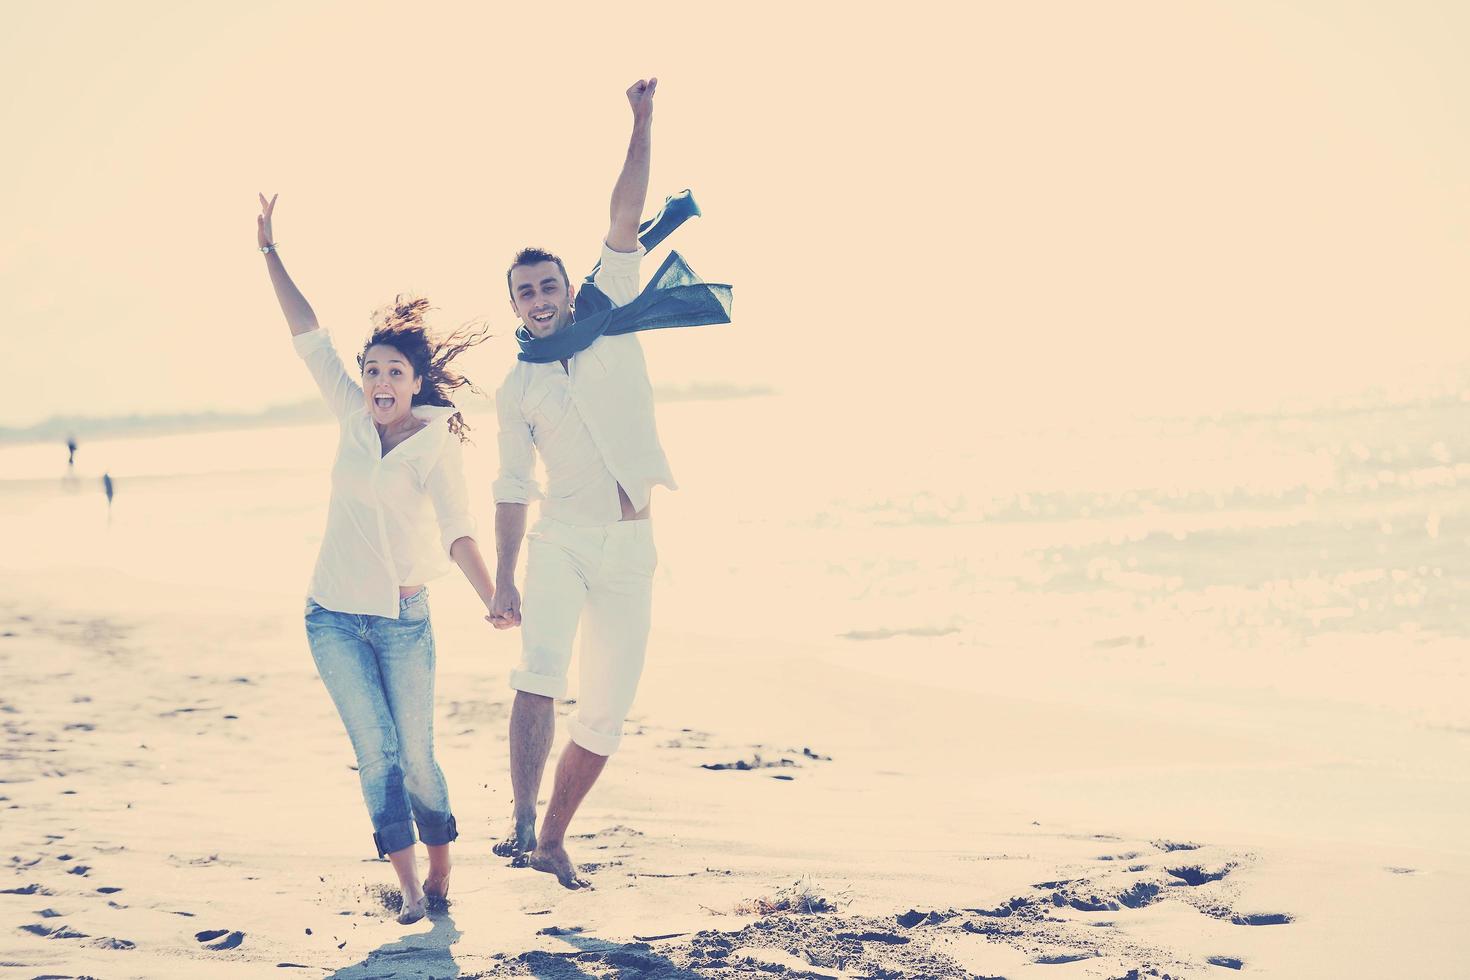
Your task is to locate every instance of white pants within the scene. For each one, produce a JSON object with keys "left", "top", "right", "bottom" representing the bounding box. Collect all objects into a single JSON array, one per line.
[{"left": 509, "top": 516, "right": 657, "bottom": 756}]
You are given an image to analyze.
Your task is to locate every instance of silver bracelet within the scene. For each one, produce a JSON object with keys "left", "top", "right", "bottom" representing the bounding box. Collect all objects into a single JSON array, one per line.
[{"left": 259, "top": 242, "right": 278, "bottom": 254}]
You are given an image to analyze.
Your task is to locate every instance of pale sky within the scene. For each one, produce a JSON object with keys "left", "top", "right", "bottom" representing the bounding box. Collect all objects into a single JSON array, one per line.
[{"left": 2, "top": 1, "right": 1468, "bottom": 431}]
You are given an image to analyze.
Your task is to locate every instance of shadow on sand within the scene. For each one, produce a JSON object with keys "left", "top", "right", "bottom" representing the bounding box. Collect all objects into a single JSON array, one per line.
[
  {"left": 324, "top": 910, "right": 463, "bottom": 980},
  {"left": 321, "top": 912, "right": 709, "bottom": 979},
  {"left": 516, "top": 931, "right": 704, "bottom": 980}
]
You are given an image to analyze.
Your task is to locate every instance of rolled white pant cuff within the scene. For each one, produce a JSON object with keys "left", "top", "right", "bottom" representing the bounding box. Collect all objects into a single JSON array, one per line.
[
  {"left": 567, "top": 716, "right": 622, "bottom": 757},
  {"left": 509, "top": 669, "right": 567, "bottom": 699}
]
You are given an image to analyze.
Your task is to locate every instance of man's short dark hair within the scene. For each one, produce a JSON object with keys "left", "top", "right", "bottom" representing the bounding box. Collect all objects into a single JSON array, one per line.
[{"left": 506, "top": 247, "right": 570, "bottom": 301}]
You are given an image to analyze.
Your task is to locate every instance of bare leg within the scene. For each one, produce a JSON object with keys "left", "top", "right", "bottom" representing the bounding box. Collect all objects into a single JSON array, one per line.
[
  {"left": 527, "top": 741, "right": 608, "bottom": 890},
  {"left": 423, "top": 843, "right": 451, "bottom": 908},
  {"left": 386, "top": 845, "right": 426, "bottom": 924},
  {"left": 493, "top": 691, "right": 555, "bottom": 864}
]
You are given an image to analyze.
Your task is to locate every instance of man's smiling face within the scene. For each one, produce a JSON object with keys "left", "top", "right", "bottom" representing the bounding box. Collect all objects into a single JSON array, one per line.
[{"left": 510, "top": 260, "right": 575, "bottom": 338}]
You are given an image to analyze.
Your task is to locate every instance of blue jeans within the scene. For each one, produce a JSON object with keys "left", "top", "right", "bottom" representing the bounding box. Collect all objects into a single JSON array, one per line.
[{"left": 304, "top": 589, "right": 457, "bottom": 856}]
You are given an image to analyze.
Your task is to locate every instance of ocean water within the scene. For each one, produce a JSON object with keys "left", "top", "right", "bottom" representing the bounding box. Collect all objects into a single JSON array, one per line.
[{"left": 1, "top": 390, "right": 1467, "bottom": 688}]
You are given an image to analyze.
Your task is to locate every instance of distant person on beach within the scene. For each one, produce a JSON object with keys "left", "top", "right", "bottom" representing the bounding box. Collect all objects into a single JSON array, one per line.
[
  {"left": 102, "top": 472, "right": 113, "bottom": 512},
  {"left": 64, "top": 436, "right": 81, "bottom": 489},
  {"left": 488, "top": 78, "right": 732, "bottom": 889},
  {"left": 257, "top": 193, "right": 498, "bottom": 924}
]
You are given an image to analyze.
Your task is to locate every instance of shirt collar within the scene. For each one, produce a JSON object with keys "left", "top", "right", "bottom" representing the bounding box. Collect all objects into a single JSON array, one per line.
[{"left": 411, "top": 404, "right": 459, "bottom": 423}]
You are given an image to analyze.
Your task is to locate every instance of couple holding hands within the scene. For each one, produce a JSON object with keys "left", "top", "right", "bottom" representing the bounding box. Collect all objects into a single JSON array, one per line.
[{"left": 257, "top": 78, "right": 732, "bottom": 923}]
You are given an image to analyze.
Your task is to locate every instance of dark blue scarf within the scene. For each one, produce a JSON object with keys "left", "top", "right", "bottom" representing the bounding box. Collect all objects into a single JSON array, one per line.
[{"left": 515, "top": 190, "right": 733, "bottom": 364}]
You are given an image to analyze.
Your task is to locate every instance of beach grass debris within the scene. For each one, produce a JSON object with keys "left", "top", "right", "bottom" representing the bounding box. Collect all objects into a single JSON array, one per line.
[
  {"left": 734, "top": 875, "right": 848, "bottom": 915},
  {"left": 702, "top": 753, "right": 800, "bottom": 772}
]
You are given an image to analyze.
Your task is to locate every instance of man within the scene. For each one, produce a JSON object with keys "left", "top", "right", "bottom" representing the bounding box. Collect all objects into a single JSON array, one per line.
[{"left": 487, "top": 77, "right": 673, "bottom": 890}]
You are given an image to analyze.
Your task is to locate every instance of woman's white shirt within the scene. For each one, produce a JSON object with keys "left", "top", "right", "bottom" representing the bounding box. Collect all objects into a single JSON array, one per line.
[{"left": 293, "top": 328, "right": 476, "bottom": 618}]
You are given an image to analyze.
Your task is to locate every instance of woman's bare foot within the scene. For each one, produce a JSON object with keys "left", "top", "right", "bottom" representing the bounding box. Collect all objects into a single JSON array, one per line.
[
  {"left": 386, "top": 845, "right": 425, "bottom": 923},
  {"left": 527, "top": 842, "right": 591, "bottom": 890},
  {"left": 424, "top": 844, "right": 451, "bottom": 911},
  {"left": 397, "top": 894, "right": 427, "bottom": 925},
  {"left": 424, "top": 879, "right": 450, "bottom": 916},
  {"left": 492, "top": 817, "right": 537, "bottom": 866}
]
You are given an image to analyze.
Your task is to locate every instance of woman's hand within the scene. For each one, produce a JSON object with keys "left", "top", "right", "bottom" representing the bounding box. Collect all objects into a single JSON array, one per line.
[
  {"left": 488, "top": 581, "right": 522, "bottom": 630},
  {"left": 257, "top": 192, "right": 278, "bottom": 249}
]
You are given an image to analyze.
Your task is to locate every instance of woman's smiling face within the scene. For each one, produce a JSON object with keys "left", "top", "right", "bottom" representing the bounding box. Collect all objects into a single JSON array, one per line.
[{"left": 361, "top": 343, "right": 422, "bottom": 425}]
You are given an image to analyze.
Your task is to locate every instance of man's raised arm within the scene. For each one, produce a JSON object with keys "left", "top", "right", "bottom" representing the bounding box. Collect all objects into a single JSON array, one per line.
[{"left": 606, "top": 77, "right": 656, "bottom": 253}]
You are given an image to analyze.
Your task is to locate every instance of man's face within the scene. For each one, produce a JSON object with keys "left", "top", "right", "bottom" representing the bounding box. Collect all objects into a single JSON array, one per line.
[{"left": 510, "top": 261, "right": 575, "bottom": 338}]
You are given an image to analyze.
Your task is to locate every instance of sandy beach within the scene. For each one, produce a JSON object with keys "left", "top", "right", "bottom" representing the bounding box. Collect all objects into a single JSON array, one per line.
[
  {"left": 3, "top": 393, "right": 1469, "bottom": 978},
  {"left": 7, "top": 0, "right": 1470, "bottom": 973}
]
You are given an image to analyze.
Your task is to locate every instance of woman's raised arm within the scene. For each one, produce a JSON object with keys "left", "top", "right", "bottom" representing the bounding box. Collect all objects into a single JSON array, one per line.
[{"left": 258, "top": 193, "right": 319, "bottom": 337}]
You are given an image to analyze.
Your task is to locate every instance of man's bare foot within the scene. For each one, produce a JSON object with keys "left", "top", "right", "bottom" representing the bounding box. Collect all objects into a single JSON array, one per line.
[
  {"left": 527, "top": 843, "right": 591, "bottom": 890},
  {"left": 492, "top": 818, "right": 537, "bottom": 866}
]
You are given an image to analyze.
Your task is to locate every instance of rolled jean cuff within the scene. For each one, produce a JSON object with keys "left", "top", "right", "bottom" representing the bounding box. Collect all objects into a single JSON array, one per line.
[
  {"left": 568, "top": 716, "right": 622, "bottom": 757},
  {"left": 372, "top": 819, "right": 416, "bottom": 858},
  {"left": 509, "top": 668, "right": 567, "bottom": 699},
  {"left": 417, "top": 813, "right": 458, "bottom": 847}
]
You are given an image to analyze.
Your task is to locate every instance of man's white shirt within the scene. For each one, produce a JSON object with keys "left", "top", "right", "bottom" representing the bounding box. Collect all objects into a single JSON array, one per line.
[{"left": 492, "top": 243, "right": 677, "bottom": 525}]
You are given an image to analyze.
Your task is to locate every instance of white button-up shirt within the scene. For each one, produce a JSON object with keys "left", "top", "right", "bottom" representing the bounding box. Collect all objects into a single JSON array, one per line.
[
  {"left": 492, "top": 243, "right": 677, "bottom": 526},
  {"left": 294, "top": 328, "right": 477, "bottom": 618}
]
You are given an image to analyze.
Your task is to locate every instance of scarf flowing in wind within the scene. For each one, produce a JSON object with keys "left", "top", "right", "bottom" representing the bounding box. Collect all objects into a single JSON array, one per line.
[{"left": 515, "top": 190, "right": 734, "bottom": 364}]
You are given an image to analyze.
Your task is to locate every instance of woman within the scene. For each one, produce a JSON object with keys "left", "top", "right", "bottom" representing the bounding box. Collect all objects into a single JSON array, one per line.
[{"left": 257, "top": 193, "right": 495, "bottom": 924}]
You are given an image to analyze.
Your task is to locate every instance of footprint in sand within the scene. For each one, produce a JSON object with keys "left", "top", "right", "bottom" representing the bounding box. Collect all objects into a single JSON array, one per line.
[
  {"left": 1, "top": 883, "right": 52, "bottom": 895},
  {"left": 1230, "top": 913, "right": 1292, "bottom": 926},
  {"left": 196, "top": 928, "right": 246, "bottom": 950},
  {"left": 1208, "top": 955, "right": 1245, "bottom": 969},
  {"left": 1152, "top": 839, "right": 1203, "bottom": 852},
  {"left": 1166, "top": 864, "right": 1233, "bottom": 886},
  {"left": 965, "top": 896, "right": 1034, "bottom": 918},
  {"left": 1116, "top": 883, "right": 1161, "bottom": 909},
  {"left": 537, "top": 925, "right": 585, "bottom": 936},
  {"left": 92, "top": 937, "right": 136, "bottom": 949},
  {"left": 897, "top": 909, "right": 956, "bottom": 927},
  {"left": 22, "top": 922, "right": 89, "bottom": 939},
  {"left": 20, "top": 922, "right": 131, "bottom": 949}
]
